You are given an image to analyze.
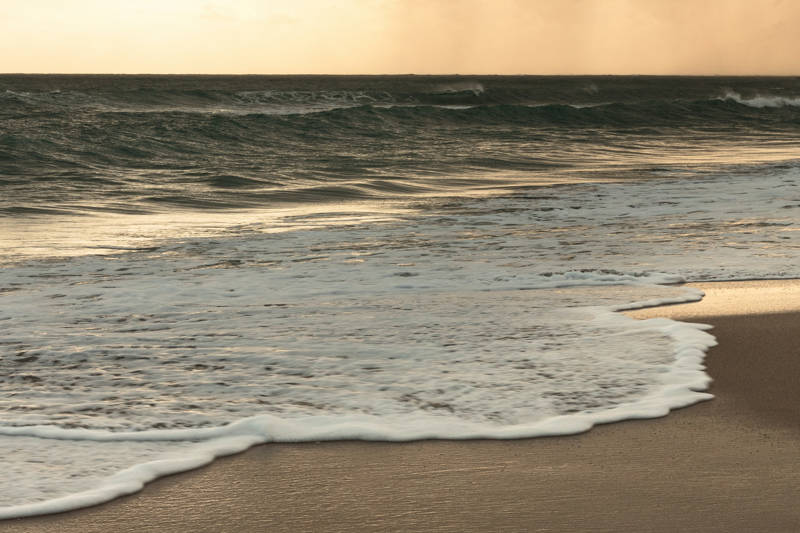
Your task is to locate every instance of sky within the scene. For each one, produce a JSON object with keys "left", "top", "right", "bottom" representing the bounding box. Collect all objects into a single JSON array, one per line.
[{"left": 2, "top": 0, "right": 799, "bottom": 75}]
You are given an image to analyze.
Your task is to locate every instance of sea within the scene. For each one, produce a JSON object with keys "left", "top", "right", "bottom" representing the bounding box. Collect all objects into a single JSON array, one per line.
[{"left": 1, "top": 75, "right": 799, "bottom": 517}]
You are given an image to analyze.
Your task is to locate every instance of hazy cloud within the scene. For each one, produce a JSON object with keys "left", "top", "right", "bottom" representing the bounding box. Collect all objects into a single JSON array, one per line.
[{"left": 1, "top": 0, "right": 799, "bottom": 74}]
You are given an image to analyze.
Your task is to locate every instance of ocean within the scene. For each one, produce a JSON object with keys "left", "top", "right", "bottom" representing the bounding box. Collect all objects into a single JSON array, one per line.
[{"left": 1, "top": 75, "right": 799, "bottom": 517}]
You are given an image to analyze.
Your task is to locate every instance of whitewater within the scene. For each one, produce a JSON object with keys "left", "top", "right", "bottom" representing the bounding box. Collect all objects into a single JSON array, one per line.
[{"left": 1, "top": 75, "right": 800, "bottom": 518}]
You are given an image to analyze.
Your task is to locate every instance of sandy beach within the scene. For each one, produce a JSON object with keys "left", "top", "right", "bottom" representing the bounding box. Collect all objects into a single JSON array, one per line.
[{"left": 5, "top": 280, "right": 800, "bottom": 532}]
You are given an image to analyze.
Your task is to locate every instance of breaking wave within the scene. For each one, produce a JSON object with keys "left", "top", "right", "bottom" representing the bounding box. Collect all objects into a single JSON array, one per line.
[{"left": 721, "top": 89, "right": 800, "bottom": 108}]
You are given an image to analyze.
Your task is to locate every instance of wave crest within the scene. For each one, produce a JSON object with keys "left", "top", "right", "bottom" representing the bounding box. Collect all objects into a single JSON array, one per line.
[
  {"left": 722, "top": 90, "right": 800, "bottom": 108},
  {"left": 429, "top": 81, "right": 485, "bottom": 96}
]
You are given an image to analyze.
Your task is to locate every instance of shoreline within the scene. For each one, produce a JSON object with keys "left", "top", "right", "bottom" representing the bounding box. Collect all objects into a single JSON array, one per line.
[{"left": 6, "top": 279, "right": 800, "bottom": 532}]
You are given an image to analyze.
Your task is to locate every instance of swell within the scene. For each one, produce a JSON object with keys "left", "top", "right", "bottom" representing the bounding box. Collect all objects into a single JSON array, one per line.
[
  {"left": 302, "top": 98, "right": 800, "bottom": 129},
  {"left": 3, "top": 98, "right": 799, "bottom": 174},
  {"left": 5, "top": 75, "right": 800, "bottom": 117},
  {"left": 6, "top": 94, "right": 800, "bottom": 126},
  {"left": 3, "top": 97, "right": 800, "bottom": 216},
  {"left": 5, "top": 76, "right": 800, "bottom": 216}
]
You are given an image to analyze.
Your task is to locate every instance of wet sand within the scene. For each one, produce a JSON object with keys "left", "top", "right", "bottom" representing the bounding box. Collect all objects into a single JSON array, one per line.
[{"left": 6, "top": 280, "right": 800, "bottom": 532}]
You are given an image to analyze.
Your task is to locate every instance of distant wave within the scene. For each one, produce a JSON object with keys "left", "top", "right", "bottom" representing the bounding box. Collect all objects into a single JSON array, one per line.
[
  {"left": 7, "top": 80, "right": 800, "bottom": 122},
  {"left": 279, "top": 98, "right": 800, "bottom": 129},
  {"left": 6, "top": 84, "right": 800, "bottom": 125},
  {"left": 429, "top": 81, "right": 485, "bottom": 96},
  {"left": 0, "top": 85, "right": 492, "bottom": 114},
  {"left": 583, "top": 82, "right": 600, "bottom": 95},
  {"left": 721, "top": 90, "right": 800, "bottom": 108}
]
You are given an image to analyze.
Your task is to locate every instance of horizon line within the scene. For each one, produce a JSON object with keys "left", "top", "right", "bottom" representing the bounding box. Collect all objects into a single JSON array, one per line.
[{"left": 2, "top": 72, "right": 800, "bottom": 77}]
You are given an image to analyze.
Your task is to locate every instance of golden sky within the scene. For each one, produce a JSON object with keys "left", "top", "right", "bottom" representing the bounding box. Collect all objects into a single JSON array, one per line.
[{"left": 2, "top": 0, "right": 799, "bottom": 74}]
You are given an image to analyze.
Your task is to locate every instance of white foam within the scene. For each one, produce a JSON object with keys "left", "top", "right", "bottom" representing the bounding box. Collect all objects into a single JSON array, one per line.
[
  {"left": 1, "top": 166, "right": 799, "bottom": 518},
  {"left": 722, "top": 89, "right": 800, "bottom": 108},
  {"left": 0, "top": 299, "right": 714, "bottom": 519},
  {"left": 431, "top": 81, "right": 485, "bottom": 96},
  {"left": 0, "top": 280, "right": 714, "bottom": 518}
]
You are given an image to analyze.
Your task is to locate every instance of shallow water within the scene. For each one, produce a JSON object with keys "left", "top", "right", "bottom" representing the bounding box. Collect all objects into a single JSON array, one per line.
[{"left": 1, "top": 75, "right": 800, "bottom": 517}]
